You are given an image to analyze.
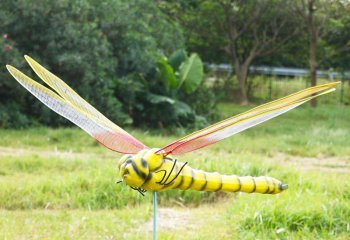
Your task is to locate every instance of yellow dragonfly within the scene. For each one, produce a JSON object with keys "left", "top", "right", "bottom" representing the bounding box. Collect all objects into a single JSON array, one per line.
[{"left": 7, "top": 56, "right": 339, "bottom": 196}]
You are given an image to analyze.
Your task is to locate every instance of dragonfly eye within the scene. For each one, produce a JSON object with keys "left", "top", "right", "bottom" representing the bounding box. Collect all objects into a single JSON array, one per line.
[
  {"left": 118, "top": 152, "right": 150, "bottom": 188},
  {"left": 118, "top": 155, "right": 132, "bottom": 169}
]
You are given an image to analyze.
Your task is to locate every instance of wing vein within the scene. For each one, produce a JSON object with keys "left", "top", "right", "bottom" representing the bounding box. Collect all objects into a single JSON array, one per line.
[
  {"left": 157, "top": 82, "right": 339, "bottom": 155},
  {"left": 7, "top": 62, "right": 147, "bottom": 154}
]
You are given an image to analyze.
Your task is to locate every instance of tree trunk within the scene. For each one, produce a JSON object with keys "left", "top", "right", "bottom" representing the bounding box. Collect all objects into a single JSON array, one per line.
[
  {"left": 235, "top": 64, "right": 249, "bottom": 105},
  {"left": 308, "top": 1, "right": 318, "bottom": 108},
  {"left": 310, "top": 40, "right": 317, "bottom": 107}
]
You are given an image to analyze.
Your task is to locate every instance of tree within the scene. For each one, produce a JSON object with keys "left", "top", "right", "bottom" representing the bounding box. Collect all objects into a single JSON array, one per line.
[
  {"left": 0, "top": 0, "right": 186, "bottom": 128},
  {"left": 115, "top": 49, "right": 216, "bottom": 129},
  {"left": 321, "top": 1, "right": 350, "bottom": 70},
  {"left": 294, "top": 0, "right": 326, "bottom": 107},
  {"left": 93, "top": 0, "right": 185, "bottom": 76},
  {"left": 159, "top": 0, "right": 300, "bottom": 104}
]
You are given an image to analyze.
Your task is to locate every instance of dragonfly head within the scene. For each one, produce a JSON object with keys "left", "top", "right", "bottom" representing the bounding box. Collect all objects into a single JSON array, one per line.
[
  {"left": 118, "top": 149, "right": 164, "bottom": 188},
  {"left": 118, "top": 154, "right": 147, "bottom": 188}
]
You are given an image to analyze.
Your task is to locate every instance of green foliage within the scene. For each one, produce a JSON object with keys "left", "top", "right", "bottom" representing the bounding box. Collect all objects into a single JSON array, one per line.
[
  {"left": 157, "top": 50, "right": 204, "bottom": 94},
  {"left": 184, "top": 85, "right": 217, "bottom": 120},
  {"left": 1, "top": 0, "right": 348, "bottom": 130},
  {"left": 0, "top": 0, "right": 185, "bottom": 129},
  {"left": 158, "top": 0, "right": 350, "bottom": 72},
  {"left": 168, "top": 49, "right": 187, "bottom": 71},
  {"left": 323, "top": 3, "right": 350, "bottom": 70},
  {"left": 146, "top": 93, "right": 175, "bottom": 105},
  {"left": 115, "top": 49, "right": 213, "bottom": 129},
  {"left": 0, "top": 104, "right": 349, "bottom": 207},
  {"left": 94, "top": 0, "right": 185, "bottom": 75},
  {"left": 0, "top": 103, "right": 32, "bottom": 128},
  {"left": 0, "top": 32, "right": 31, "bottom": 128},
  {"left": 0, "top": 104, "right": 349, "bottom": 238},
  {"left": 157, "top": 57, "right": 177, "bottom": 89},
  {"left": 240, "top": 201, "right": 350, "bottom": 237},
  {"left": 179, "top": 53, "right": 204, "bottom": 93}
]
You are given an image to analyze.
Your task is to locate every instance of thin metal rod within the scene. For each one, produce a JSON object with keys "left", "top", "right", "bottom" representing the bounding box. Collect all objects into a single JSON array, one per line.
[{"left": 153, "top": 191, "right": 157, "bottom": 240}]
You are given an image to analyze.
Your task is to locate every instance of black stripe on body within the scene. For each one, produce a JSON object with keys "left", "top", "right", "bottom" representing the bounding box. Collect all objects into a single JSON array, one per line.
[
  {"left": 125, "top": 157, "right": 132, "bottom": 165},
  {"left": 156, "top": 170, "right": 167, "bottom": 190},
  {"left": 168, "top": 163, "right": 179, "bottom": 186},
  {"left": 251, "top": 177, "right": 256, "bottom": 193},
  {"left": 141, "top": 158, "right": 147, "bottom": 168},
  {"left": 163, "top": 160, "right": 177, "bottom": 185},
  {"left": 155, "top": 160, "right": 169, "bottom": 190},
  {"left": 155, "top": 169, "right": 168, "bottom": 190},
  {"left": 144, "top": 172, "right": 153, "bottom": 184},
  {"left": 264, "top": 177, "right": 270, "bottom": 194},
  {"left": 186, "top": 169, "right": 195, "bottom": 190},
  {"left": 272, "top": 181, "right": 277, "bottom": 194},
  {"left": 156, "top": 170, "right": 167, "bottom": 184},
  {"left": 215, "top": 174, "right": 223, "bottom": 192},
  {"left": 131, "top": 161, "right": 147, "bottom": 179},
  {"left": 173, "top": 164, "right": 184, "bottom": 189},
  {"left": 235, "top": 176, "right": 242, "bottom": 192},
  {"left": 131, "top": 151, "right": 149, "bottom": 181},
  {"left": 200, "top": 172, "right": 208, "bottom": 191},
  {"left": 268, "top": 180, "right": 276, "bottom": 194},
  {"left": 159, "top": 162, "right": 180, "bottom": 190},
  {"left": 167, "top": 161, "right": 188, "bottom": 187}
]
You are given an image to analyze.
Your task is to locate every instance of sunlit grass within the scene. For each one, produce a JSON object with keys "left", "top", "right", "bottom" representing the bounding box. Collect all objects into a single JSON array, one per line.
[
  {"left": 0, "top": 207, "right": 151, "bottom": 239},
  {"left": 0, "top": 103, "right": 349, "bottom": 239}
]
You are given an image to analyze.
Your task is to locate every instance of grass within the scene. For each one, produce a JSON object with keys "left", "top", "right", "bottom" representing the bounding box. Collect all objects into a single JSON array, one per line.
[{"left": 0, "top": 101, "right": 349, "bottom": 239}]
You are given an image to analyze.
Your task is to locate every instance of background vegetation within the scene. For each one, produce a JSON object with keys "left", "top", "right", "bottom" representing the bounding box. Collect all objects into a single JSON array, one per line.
[
  {"left": 0, "top": 0, "right": 349, "bottom": 239},
  {"left": 1, "top": 0, "right": 349, "bottom": 128},
  {"left": 1, "top": 100, "right": 349, "bottom": 239}
]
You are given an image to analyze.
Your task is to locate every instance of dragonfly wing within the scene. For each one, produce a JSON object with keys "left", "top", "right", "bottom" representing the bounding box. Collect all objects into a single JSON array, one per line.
[
  {"left": 24, "top": 55, "right": 135, "bottom": 139},
  {"left": 7, "top": 64, "right": 147, "bottom": 154},
  {"left": 157, "top": 82, "right": 339, "bottom": 155}
]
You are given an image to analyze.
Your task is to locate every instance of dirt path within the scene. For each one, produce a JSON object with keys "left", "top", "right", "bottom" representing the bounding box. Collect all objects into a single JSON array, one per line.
[
  {"left": 145, "top": 208, "right": 196, "bottom": 232},
  {"left": 121, "top": 207, "right": 196, "bottom": 239},
  {"left": 124, "top": 202, "right": 231, "bottom": 239},
  {"left": 0, "top": 146, "right": 115, "bottom": 159},
  {"left": 276, "top": 152, "right": 350, "bottom": 173}
]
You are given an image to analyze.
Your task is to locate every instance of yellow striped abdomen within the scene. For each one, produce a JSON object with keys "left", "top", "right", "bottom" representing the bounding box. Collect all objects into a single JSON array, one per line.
[
  {"left": 118, "top": 149, "right": 288, "bottom": 194},
  {"left": 158, "top": 164, "right": 287, "bottom": 194}
]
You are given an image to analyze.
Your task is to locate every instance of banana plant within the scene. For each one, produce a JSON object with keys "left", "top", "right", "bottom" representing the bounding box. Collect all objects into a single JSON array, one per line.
[
  {"left": 129, "top": 50, "right": 202, "bottom": 126},
  {"left": 118, "top": 49, "right": 205, "bottom": 128},
  {"left": 157, "top": 49, "right": 204, "bottom": 94}
]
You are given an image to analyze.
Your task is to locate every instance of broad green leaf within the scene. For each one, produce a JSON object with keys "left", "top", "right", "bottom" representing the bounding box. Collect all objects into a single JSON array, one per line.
[
  {"left": 178, "top": 53, "right": 204, "bottom": 93},
  {"left": 168, "top": 49, "right": 187, "bottom": 71},
  {"left": 173, "top": 100, "right": 193, "bottom": 118},
  {"left": 157, "top": 57, "right": 177, "bottom": 89},
  {"left": 146, "top": 93, "right": 175, "bottom": 104}
]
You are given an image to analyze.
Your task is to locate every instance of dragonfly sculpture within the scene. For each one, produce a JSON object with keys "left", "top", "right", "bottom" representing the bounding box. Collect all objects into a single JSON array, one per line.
[{"left": 7, "top": 56, "right": 339, "bottom": 196}]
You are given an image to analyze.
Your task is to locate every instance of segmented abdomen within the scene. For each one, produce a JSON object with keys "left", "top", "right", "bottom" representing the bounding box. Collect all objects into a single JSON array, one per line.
[{"left": 159, "top": 164, "right": 287, "bottom": 194}]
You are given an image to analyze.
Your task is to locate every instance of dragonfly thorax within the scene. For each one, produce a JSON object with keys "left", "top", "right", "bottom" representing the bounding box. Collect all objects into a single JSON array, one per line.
[{"left": 118, "top": 149, "right": 164, "bottom": 188}]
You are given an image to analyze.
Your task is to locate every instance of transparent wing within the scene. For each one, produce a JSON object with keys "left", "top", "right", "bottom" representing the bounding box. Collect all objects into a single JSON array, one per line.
[
  {"left": 24, "top": 55, "right": 129, "bottom": 137},
  {"left": 7, "top": 64, "right": 147, "bottom": 154},
  {"left": 157, "top": 82, "right": 339, "bottom": 155}
]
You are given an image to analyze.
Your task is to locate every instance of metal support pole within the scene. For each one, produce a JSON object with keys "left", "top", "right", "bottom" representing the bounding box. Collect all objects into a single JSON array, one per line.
[{"left": 153, "top": 191, "right": 157, "bottom": 240}]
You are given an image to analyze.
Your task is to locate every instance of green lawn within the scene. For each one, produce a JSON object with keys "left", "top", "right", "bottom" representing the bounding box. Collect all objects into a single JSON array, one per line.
[{"left": 0, "top": 102, "right": 349, "bottom": 239}]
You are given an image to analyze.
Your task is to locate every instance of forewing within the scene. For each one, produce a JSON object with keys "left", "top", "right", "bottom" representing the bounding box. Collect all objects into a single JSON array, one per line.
[
  {"left": 157, "top": 82, "right": 338, "bottom": 155},
  {"left": 7, "top": 65, "right": 147, "bottom": 154},
  {"left": 24, "top": 55, "right": 137, "bottom": 140}
]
